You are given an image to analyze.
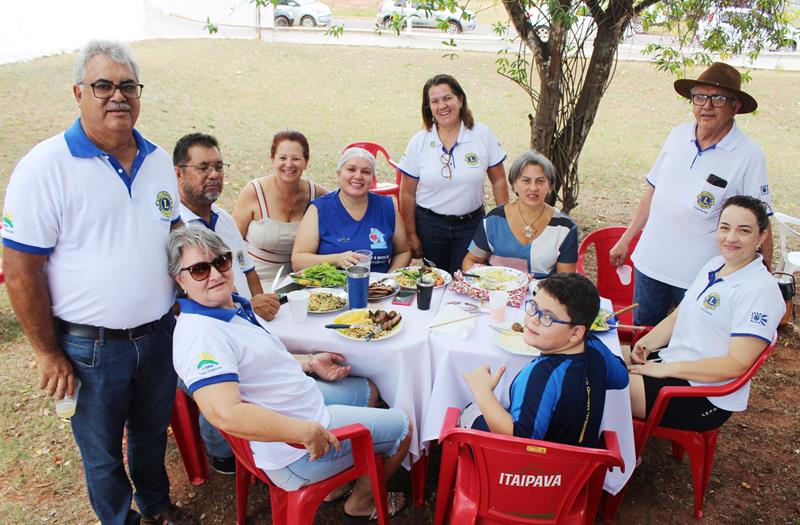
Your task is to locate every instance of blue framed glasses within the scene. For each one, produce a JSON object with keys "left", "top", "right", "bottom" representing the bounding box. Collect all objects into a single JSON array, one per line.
[{"left": 524, "top": 299, "right": 574, "bottom": 327}]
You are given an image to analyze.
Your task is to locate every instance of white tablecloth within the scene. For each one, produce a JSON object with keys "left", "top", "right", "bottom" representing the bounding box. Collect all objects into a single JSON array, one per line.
[
  {"left": 265, "top": 275, "right": 445, "bottom": 467},
  {"left": 420, "top": 289, "right": 635, "bottom": 495}
]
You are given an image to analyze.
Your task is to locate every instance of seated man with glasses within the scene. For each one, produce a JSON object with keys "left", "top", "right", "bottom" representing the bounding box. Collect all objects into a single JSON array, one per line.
[{"left": 462, "top": 273, "right": 628, "bottom": 448}]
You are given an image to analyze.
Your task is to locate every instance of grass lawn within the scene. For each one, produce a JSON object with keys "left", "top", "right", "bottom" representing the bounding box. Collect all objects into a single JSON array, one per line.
[{"left": 0, "top": 39, "right": 799, "bottom": 524}]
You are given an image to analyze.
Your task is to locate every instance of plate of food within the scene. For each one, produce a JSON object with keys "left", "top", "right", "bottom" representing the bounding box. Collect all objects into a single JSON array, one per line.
[
  {"left": 590, "top": 309, "right": 615, "bottom": 332},
  {"left": 463, "top": 266, "right": 529, "bottom": 292},
  {"left": 290, "top": 263, "right": 347, "bottom": 287},
  {"left": 307, "top": 289, "right": 348, "bottom": 314},
  {"left": 368, "top": 279, "right": 400, "bottom": 301},
  {"left": 327, "top": 309, "right": 403, "bottom": 341},
  {"left": 393, "top": 266, "right": 451, "bottom": 289},
  {"left": 490, "top": 321, "right": 540, "bottom": 357}
]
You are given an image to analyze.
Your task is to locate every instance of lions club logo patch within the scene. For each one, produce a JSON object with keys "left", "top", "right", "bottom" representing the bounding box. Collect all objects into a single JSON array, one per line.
[
  {"left": 696, "top": 191, "right": 714, "bottom": 210},
  {"left": 155, "top": 191, "right": 174, "bottom": 219},
  {"left": 464, "top": 152, "right": 479, "bottom": 166},
  {"left": 702, "top": 292, "right": 721, "bottom": 312}
]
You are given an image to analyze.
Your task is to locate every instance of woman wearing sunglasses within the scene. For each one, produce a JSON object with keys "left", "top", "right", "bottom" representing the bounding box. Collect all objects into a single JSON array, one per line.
[
  {"left": 292, "top": 147, "right": 411, "bottom": 273},
  {"left": 627, "top": 196, "right": 784, "bottom": 432},
  {"left": 168, "top": 226, "right": 410, "bottom": 521},
  {"left": 398, "top": 74, "right": 509, "bottom": 274}
]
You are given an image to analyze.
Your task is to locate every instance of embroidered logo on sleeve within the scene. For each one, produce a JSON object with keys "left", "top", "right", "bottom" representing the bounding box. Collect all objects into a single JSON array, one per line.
[
  {"left": 155, "top": 191, "right": 175, "bottom": 219},
  {"left": 236, "top": 250, "right": 246, "bottom": 268},
  {"left": 196, "top": 352, "right": 222, "bottom": 375},
  {"left": 760, "top": 184, "right": 770, "bottom": 196},
  {"left": 2, "top": 212, "right": 14, "bottom": 234},
  {"left": 750, "top": 312, "right": 768, "bottom": 326}
]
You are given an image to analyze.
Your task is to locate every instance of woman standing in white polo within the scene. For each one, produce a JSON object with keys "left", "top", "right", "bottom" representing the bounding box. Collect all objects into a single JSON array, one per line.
[{"left": 398, "top": 74, "right": 508, "bottom": 274}]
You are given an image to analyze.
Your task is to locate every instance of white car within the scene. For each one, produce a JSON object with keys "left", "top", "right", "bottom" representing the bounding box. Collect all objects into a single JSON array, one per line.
[
  {"left": 377, "top": 0, "right": 477, "bottom": 33},
  {"left": 697, "top": 7, "right": 798, "bottom": 53},
  {"left": 277, "top": 0, "right": 332, "bottom": 27}
]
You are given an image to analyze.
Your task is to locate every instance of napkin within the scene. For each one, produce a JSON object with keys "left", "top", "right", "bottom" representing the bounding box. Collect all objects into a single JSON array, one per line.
[{"left": 428, "top": 305, "right": 477, "bottom": 339}]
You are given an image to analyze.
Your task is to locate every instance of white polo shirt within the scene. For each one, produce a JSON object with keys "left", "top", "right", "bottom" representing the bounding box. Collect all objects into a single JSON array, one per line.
[
  {"left": 181, "top": 203, "right": 256, "bottom": 299},
  {"left": 662, "top": 255, "right": 783, "bottom": 411},
  {"left": 1, "top": 118, "right": 180, "bottom": 328},
  {"left": 632, "top": 121, "right": 771, "bottom": 289},
  {"left": 173, "top": 295, "right": 329, "bottom": 471},
  {"left": 398, "top": 121, "right": 506, "bottom": 215}
]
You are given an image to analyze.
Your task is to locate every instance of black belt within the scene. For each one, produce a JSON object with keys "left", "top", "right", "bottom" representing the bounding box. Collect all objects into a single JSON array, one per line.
[
  {"left": 55, "top": 315, "right": 166, "bottom": 341},
  {"left": 416, "top": 205, "right": 484, "bottom": 223}
]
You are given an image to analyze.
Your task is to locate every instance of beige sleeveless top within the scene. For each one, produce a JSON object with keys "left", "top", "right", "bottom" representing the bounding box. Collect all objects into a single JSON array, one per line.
[{"left": 245, "top": 179, "right": 317, "bottom": 288}]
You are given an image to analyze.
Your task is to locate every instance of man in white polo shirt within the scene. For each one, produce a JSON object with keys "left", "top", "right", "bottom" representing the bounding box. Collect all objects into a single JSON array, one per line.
[
  {"left": 2, "top": 41, "right": 196, "bottom": 525},
  {"left": 173, "top": 132, "right": 280, "bottom": 475},
  {"left": 609, "top": 62, "right": 773, "bottom": 327}
]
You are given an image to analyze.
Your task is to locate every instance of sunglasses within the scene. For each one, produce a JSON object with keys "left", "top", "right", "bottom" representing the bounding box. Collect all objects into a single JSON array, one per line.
[{"left": 179, "top": 252, "right": 233, "bottom": 281}]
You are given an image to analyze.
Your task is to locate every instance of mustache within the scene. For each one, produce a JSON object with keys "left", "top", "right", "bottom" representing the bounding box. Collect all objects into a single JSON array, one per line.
[{"left": 106, "top": 102, "right": 132, "bottom": 112}]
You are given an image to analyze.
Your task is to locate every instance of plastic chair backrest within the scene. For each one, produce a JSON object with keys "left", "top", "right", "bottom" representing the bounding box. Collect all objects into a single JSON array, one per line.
[
  {"left": 437, "top": 408, "right": 623, "bottom": 525},
  {"left": 341, "top": 141, "right": 400, "bottom": 190},
  {"left": 773, "top": 211, "right": 800, "bottom": 272},
  {"left": 577, "top": 227, "right": 640, "bottom": 310}
]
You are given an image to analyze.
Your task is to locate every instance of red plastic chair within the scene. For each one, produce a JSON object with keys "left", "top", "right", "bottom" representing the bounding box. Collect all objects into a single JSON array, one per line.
[
  {"left": 342, "top": 142, "right": 402, "bottom": 205},
  {"left": 433, "top": 407, "right": 624, "bottom": 525},
  {"left": 577, "top": 227, "right": 641, "bottom": 344},
  {"left": 220, "top": 424, "right": 390, "bottom": 525},
  {"left": 602, "top": 333, "right": 778, "bottom": 520},
  {"left": 169, "top": 389, "right": 209, "bottom": 486}
]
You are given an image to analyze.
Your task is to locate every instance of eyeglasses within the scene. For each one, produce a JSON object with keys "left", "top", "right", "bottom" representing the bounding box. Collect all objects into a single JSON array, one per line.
[
  {"left": 79, "top": 81, "right": 144, "bottom": 100},
  {"left": 179, "top": 252, "right": 233, "bottom": 281},
  {"left": 177, "top": 163, "right": 229, "bottom": 175},
  {"left": 524, "top": 300, "right": 574, "bottom": 327},
  {"left": 690, "top": 93, "right": 736, "bottom": 108},
  {"left": 440, "top": 152, "right": 453, "bottom": 179}
]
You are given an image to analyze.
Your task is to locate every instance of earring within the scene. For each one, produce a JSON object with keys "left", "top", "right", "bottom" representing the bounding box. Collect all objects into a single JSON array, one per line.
[{"left": 757, "top": 244, "right": 762, "bottom": 251}]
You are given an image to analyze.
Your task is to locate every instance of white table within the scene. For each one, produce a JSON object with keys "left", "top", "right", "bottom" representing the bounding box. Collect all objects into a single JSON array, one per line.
[
  {"left": 265, "top": 275, "right": 445, "bottom": 467},
  {"left": 420, "top": 288, "right": 635, "bottom": 495}
]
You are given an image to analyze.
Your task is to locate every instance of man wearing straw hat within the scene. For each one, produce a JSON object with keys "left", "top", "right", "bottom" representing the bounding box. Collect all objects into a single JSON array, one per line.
[{"left": 609, "top": 62, "right": 773, "bottom": 327}]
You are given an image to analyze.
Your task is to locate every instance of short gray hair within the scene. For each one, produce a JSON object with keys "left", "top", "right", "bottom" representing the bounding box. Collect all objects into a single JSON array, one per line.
[
  {"left": 74, "top": 39, "right": 140, "bottom": 84},
  {"left": 337, "top": 147, "right": 376, "bottom": 175},
  {"left": 508, "top": 149, "right": 557, "bottom": 188},
  {"left": 166, "top": 226, "right": 230, "bottom": 277}
]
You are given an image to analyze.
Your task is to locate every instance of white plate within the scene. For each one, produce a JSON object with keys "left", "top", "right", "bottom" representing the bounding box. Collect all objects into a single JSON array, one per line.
[
  {"left": 307, "top": 288, "right": 348, "bottom": 314},
  {"left": 368, "top": 280, "right": 401, "bottom": 302},
  {"left": 490, "top": 322, "right": 540, "bottom": 356},
  {"left": 393, "top": 267, "right": 452, "bottom": 289},
  {"left": 331, "top": 310, "right": 404, "bottom": 341},
  {"left": 464, "top": 266, "right": 529, "bottom": 292}
]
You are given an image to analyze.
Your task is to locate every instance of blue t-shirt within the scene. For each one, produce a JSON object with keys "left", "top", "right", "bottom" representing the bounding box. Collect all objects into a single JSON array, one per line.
[
  {"left": 472, "top": 335, "right": 628, "bottom": 448},
  {"left": 467, "top": 205, "right": 578, "bottom": 278},
  {"left": 314, "top": 190, "right": 396, "bottom": 273}
]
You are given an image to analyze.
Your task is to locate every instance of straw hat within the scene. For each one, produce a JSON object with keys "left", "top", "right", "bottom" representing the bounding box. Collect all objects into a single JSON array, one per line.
[{"left": 674, "top": 62, "right": 757, "bottom": 114}]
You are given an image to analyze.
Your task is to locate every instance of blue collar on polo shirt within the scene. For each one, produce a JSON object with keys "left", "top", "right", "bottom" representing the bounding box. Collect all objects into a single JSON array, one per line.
[
  {"left": 695, "top": 255, "right": 765, "bottom": 300},
  {"left": 178, "top": 294, "right": 265, "bottom": 329},
  {"left": 64, "top": 117, "right": 157, "bottom": 196},
  {"left": 181, "top": 202, "right": 220, "bottom": 231}
]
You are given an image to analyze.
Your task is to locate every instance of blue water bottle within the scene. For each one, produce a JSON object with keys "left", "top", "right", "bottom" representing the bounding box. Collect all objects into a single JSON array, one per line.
[{"left": 346, "top": 265, "right": 370, "bottom": 309}]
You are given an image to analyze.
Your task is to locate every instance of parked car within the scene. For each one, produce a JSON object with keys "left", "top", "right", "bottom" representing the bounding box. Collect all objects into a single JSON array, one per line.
[
  {"left": 274, "top": 6, "right": 295, "bottom": 27},
  {"left": 276, "top": 0, "right": 332, "bottom": 27},
  {"left": 376, "top": 0, "right": 476, "bottom": 33},
  {"left": 697, "top": 7, "right": 799, "bottom": 53}
]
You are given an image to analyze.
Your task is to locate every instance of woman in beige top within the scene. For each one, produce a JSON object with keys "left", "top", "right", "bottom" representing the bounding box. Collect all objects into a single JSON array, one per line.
[{"left": 233, "top": 130, "right": 327, "bottom": 288}]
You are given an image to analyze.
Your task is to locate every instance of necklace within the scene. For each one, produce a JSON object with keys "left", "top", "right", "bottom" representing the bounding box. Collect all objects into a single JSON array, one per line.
[
  {"left": 517, "top": 202, "right": 547, "bottom": 239},
  {"left": 275, "top": 179, "right": 303, "bottom": 222}
]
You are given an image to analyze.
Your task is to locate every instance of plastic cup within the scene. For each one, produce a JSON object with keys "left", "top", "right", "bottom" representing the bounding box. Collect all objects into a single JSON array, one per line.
[
  {"left": 287, "top": 290, "right": 310, "bottom": 322},
  {"left": 416, "top": 276, "right": 434, "bottom": 310},
  {"left": 354, "top": 250, "right": 373, "bottom": 272},
  {"left": 54, "top": 379, "right": 81, "bottom": 419},
  {"left": 616, "top": 264, "right": 633, "bottom": 285},
  {"left": 346, "top": 265, "right": 370, "bottom": 309},
  {"left": 489, "top": 291, "right": 508, "bottom": 323}
]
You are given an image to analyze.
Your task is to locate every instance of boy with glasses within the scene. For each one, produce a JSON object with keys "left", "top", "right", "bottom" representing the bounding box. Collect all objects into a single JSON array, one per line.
[{"left": 462, "top": 273, "right": 628, "bottom": 448}]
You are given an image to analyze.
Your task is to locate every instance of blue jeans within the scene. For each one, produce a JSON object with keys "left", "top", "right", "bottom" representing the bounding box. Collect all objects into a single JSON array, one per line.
[
  {"left": 633, "top": 269, "right": 687, "bottom": 326},
  {"left": 198, "top": 376, "right": 372, "bottom": 460},
  {"left": 415, "top": 207, "right": 483, "bottom": 274},
  {"left": 60, "top": 315, "right": 177, "bottom": 525},
  {"left": 264, "top": 405, "right": 409, "bottom": 490}
]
